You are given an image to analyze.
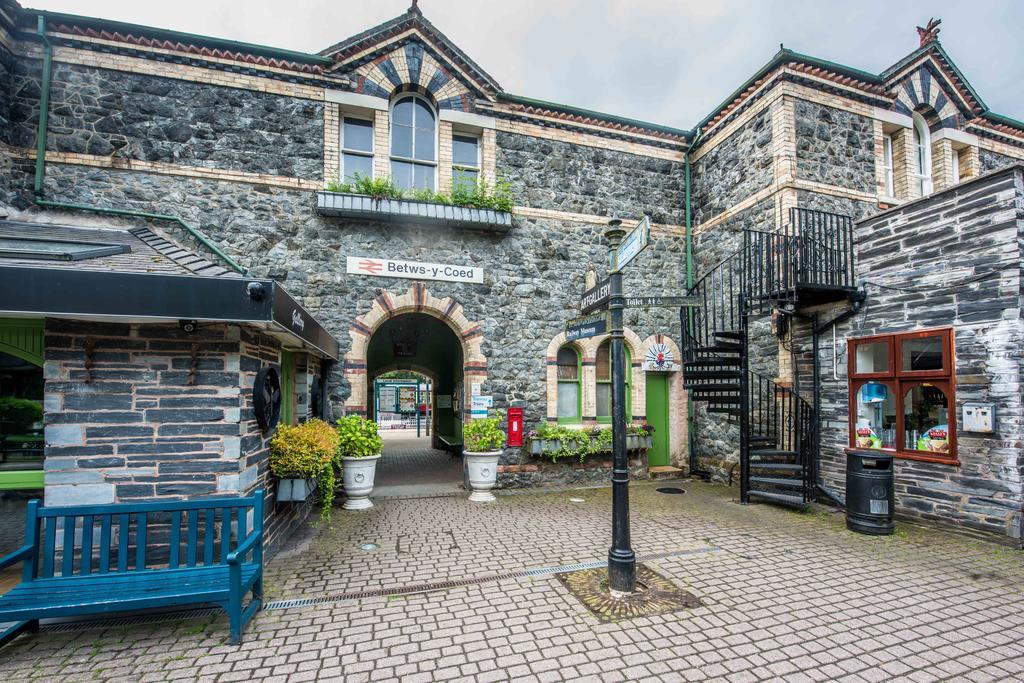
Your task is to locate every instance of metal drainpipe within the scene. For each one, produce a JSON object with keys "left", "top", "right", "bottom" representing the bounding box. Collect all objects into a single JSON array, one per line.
[
  {"left": 33, "top": 15, "right": 52, "bottom": 198},
  {"left": 30, "top": 15, "right": 247, "bottom": 276}
]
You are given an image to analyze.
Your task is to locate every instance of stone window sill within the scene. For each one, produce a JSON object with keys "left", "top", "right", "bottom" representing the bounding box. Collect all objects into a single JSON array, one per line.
[{"left": 316, "top": 191, "right": 512, "bottom": 232}]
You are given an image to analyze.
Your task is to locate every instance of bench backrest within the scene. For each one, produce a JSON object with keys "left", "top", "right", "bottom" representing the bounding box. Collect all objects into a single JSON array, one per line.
[{"left": 22, "top": 490, "right": 264, "bottom": 582}]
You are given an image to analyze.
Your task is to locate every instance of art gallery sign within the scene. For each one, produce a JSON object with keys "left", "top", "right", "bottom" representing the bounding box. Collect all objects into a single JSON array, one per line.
[{"left": 346, "top": 256, "right": 483, "bottom": 284}]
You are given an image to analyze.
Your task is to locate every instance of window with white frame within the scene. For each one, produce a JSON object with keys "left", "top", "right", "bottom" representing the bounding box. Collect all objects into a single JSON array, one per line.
[
  {"left": 341, "top": 116, "right": 374, "bottom": 182},
  {"left": 390, "top": 95, "right": 437, "bottom": 190},
  {"left": 882, "top": 134, "right": 895, "bottom": 197},
  {"left": 452, "top": 134, "right": 480, "bottom": 190},
  {"left": 911, "top": 113, "right": 933, "bottom": 196}
]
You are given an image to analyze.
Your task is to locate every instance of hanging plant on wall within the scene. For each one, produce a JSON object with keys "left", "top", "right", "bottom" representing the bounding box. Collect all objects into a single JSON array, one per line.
[{"left": 269, "top": 419, "right": 341, "bottom": 521}]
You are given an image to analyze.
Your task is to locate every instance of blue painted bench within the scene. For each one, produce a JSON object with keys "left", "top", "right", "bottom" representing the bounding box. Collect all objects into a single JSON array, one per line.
[{"left": 0, "top": 490, "right": 264, "bottom": 647}]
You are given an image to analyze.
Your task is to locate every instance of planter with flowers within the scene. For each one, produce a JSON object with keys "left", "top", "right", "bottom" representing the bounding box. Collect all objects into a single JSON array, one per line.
[
  {"left": 269, "top": 419, "right": 341, "bottom": 521},
  {"left": 526, "top": 423, "right": 654, "bottom": 463},
  {"left": 463, "top": 415, "right": 507, "bottom": 502},
  {"left": 336, "top": 415, "right": 384, "bottom": 510}
]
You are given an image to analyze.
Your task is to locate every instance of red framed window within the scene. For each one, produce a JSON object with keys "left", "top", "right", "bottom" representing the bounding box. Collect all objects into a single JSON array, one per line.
[{"left": 848, "top": 328, "right": 957, "bottom": 464}]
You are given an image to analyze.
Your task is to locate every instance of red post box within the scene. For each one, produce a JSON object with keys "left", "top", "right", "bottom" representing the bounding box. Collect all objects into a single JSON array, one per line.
[{"left": 507, "top": 407, "right": 524, "bottom": 447}]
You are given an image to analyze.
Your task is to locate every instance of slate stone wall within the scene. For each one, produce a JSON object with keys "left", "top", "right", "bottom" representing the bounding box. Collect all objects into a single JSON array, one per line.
[
  {"left": 816, "top": 167, "right": 1024, "bottom": 543},
  {"left": 794, "top": 100, "right": 875, "bottom": 194},
  {"left": 0, "top": 42, "right": 13, "bottom": 210},
  {"left": 17, "top": 159, "right": 688, "bottom": 486},
  {"left": 691, "top": 109, "right": 773, "bottom": 225},
  {"left": 10, "top": 60, "right": 323, "bottom": 178},
  {"left": 980, "top": 148, "right": 1021, "bottom": 173},
  {"left": 41, "top": 319, "right": 307, "bottom": 550},
  {"left": 496, "top": 131, "right": 685, "bottom": 225}
]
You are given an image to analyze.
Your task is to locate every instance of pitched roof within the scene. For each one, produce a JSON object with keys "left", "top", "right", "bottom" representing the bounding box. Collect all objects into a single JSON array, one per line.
[{"left": 0, "top": 219, "right": 237, "bottom": 277}]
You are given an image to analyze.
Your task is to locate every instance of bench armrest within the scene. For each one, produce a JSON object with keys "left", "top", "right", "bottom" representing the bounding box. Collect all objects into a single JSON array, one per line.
[
  {"left": 227, "top": 530, "right": 262, "bottom": 566},
  {"left": 0, "top": 544, "right": 34, "bottom": 571}
]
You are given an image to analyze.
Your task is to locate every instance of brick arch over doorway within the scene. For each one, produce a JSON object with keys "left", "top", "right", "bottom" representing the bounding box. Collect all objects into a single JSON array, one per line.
[{"left": 343, "top": 282, "right": 487, "bottom": 416}]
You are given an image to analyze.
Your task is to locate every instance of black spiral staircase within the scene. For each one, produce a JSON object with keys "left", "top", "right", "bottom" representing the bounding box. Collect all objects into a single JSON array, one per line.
[{"left": 681, "top": 208, "right": 856, "bottom": 508}]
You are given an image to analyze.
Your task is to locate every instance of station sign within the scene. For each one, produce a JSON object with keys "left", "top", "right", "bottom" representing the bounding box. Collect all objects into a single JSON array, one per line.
[
  {"left": 346, "top": 256, "right": 483, "bottom": 284},
  {"left": 565, "top": 312, "right": 610, "bottom": 342}
]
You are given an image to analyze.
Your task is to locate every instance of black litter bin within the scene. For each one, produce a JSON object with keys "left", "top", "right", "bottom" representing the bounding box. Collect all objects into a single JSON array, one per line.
[{"left": 846, "top": 450, "right": 895, "bottom": 535}]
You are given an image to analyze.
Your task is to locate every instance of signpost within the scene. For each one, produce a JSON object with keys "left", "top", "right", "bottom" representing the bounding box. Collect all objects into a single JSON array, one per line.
[
  {"left": 565, "top": 214, "right": 702, "bottom": 596},
  {"left": 565, "top": 312, "right": 610, "bottom": 342},
  {"left": 580, "top": 278, "right": 610, "bottom": 315},
  {"left": 613, "top": 216, "right": 650, "bottom": 272},
  {"left": 624, "top": 295, "right": 700, "bottom": 308}
]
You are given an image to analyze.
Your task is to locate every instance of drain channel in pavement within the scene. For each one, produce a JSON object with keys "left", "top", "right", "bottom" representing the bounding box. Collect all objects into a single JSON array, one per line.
[{"left": 37, "top": 545, "right": 720, "bottom": 633}]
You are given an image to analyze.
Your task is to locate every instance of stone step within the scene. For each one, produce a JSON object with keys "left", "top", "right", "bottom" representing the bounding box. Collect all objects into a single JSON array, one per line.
[{"left": 648, "top": 465, "right": 685, "bottom": 479}]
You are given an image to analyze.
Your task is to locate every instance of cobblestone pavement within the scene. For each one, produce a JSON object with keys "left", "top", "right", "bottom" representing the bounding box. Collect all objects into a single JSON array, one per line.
[
  {"left": 2, "top": 480, "right": 1023, "bottom": 682},
  {"left": 375, "top": 432, "right": 463, "bottom": 498}
]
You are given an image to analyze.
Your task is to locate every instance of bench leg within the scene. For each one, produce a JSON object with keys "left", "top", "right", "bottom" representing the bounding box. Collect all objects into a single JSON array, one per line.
[{"left": 0, "top": 619, "right": 38, "bottom": 649}]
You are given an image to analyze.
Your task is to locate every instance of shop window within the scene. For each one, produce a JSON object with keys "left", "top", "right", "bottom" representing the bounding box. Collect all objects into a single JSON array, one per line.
[
  {"left": 452, "top": 134, "right": 480, "bottom": 189},
  {"left": 390, "top": 95, "right": 436, "bottom": 191},
  {"left": 848, "top": 328, "right": 955, "bottom": 463},
  {"left": 596, "top": 341, "right": 631, "bottom": 422},
  {"left": 341, "top": 116, "right": 374, "bottom": 182},
  {"left": 911, "top": 113, "right": 933, "bottom": 196},
  {"left": 556, "top": 346, "right": 580, "bottom": 422}
]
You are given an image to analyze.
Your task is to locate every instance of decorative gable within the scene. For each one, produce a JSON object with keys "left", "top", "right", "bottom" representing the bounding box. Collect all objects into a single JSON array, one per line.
[
  {"left": 321, "top": 5, "right": 501, "bottom": 113},
  {"left": 350, "top": 41, "right": 475, "bottom": 112},
  {"left": 891, "top": 65, "right": 964, "bottom": 129}
]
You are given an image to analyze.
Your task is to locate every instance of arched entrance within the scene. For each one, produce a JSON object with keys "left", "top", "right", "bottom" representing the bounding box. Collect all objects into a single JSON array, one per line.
[{"left": 343, "top": 284, "right": 487, "bottom": 496}]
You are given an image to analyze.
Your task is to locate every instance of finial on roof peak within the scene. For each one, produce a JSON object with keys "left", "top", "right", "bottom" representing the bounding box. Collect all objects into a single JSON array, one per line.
[
  {"left": 409, "top": 0, "right": 422, "bottom": 16},
  {"left": 916, "top": 18, "right": 941, "bottom": 47}
]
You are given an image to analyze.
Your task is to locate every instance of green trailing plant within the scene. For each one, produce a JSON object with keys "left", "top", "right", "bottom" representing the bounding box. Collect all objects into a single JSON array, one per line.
[
  {"left": 0, "top": 397, "right": 43, "bottom": 431},
  {"left": 324, "top": 174, "right": 514, "bottom": 213},
  {"left": 463, "top": 415, "right": 506, "bottom": 452},
  {"left": 335, "top": 415, "right": 383, "bottom": 459},
  {"left": 269, "top": 419, "right": 341, "bottom": 521},
  {"left": 526, "top": 423, "right": 648, "bottom": 463}
]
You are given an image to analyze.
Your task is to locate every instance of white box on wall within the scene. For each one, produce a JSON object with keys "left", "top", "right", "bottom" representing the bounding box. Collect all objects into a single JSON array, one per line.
[{"left": 962, "top": 403, "right": 995, "bottom": 433}]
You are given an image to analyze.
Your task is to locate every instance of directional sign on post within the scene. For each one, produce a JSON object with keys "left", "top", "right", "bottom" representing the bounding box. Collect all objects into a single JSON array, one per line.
[
  {"left": 565, "top": 312, "right": 610, "bottom": 342},
  {"left": 613, "top": 216, "right": 650, "bottom": 272},
  {"left": 623, "top": 295, "right": 701, "bottom": 308},
  {"left": 580, "top": 278, "right": 610, "bottom": 314}
]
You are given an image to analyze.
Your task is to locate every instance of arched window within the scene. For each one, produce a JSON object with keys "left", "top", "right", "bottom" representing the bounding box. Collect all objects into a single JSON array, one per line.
[
  {"left": 596, "top": 340, "right": 631, "bottom": 422},
  {"left": 390, "top": 95, "right": 437, "bottom": 191},
  {"left": 911, "top": 113, "right": 933, "bottom": 196},
  {"left": 556, "top": 346, "right": 581, "bottom": 422}
]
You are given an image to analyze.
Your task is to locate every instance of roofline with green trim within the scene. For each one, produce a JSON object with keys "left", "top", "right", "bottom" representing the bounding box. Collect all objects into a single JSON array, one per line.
[
  {"left": 20, "top": 7, "right": 334, "bottom": 65},
  {"left": 497, "top": 93, "right": 691, "bottom": 139}
]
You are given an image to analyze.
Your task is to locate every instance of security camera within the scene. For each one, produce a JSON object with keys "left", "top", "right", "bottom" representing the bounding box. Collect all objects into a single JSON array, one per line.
[
  {"left": 179, "top": 319, "right": 199, "bottom": 334},
  {"left": 246, "top": 281, "right": 266, "bottom": 301}
]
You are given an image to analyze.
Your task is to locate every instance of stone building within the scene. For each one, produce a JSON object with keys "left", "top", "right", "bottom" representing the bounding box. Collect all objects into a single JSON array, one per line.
[{"left": 0, "top": 2, "right": 1021, "bottom": 544}]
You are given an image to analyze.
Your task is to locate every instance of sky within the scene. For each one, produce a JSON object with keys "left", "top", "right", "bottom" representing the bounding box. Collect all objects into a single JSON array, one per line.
[{"left": 27, "top": 0, "right": 1024, "bottom": 130}]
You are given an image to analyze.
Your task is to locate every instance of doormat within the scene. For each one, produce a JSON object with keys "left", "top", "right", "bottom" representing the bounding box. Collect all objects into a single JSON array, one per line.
[{"left": 556, "top": 563, "right": 700, "bottom": 622}]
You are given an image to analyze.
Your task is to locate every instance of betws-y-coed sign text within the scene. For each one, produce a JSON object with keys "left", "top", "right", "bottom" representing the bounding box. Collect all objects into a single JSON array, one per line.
[{"left": 346, "top": 256, "right": 483, "bottom": 284}]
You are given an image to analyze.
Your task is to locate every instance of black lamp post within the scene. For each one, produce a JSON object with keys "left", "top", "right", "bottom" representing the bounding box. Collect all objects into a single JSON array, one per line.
[{"left": 605, "top": 219, "right": 637, "bottom": 594}]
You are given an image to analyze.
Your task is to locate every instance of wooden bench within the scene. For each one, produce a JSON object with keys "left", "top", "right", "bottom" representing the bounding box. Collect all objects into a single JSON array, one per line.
[{"left": 0, "top": 490, "right": 264, "bottom": 647}]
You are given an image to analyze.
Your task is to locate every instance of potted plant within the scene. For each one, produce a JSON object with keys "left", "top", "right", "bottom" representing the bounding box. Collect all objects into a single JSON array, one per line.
[
  {"left": 463, "top": 415, "right": 507, "bottom": 502},
  {"left": 336, "top": 415, "right": 384, "bottom": 510},
  {"left": 269, "top": 419, "right": 341, "bottom": 521}
]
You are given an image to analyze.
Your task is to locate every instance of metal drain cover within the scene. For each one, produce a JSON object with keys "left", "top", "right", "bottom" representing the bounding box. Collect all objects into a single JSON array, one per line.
[{"left": 656, "top": 487, "right": 685, "bottom": 495}]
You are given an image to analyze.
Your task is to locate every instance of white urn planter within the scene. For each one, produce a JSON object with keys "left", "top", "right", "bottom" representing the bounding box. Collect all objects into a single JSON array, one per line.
[
  {"left": 341, "top": 454, "right": 381, "bottom": 510},
  {"left": 464, "top": 450, "right": 501, "bottom": 502},
  {"left": 277, "top": 478, "right": 316, "bottom": 502}
]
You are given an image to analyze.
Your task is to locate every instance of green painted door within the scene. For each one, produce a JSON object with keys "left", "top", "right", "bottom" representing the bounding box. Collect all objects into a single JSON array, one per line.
[{"left": 645, "top": 374, "right": 670, "bottom": 467}]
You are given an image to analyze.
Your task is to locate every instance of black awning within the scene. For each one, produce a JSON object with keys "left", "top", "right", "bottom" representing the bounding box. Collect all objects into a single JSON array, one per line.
[{"left": 1, "top": 265, "right": 339, "bottom": 359}]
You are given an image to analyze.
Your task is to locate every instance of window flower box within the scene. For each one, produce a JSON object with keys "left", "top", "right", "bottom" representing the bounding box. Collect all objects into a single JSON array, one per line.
[
  {"left": 528, "top": 434, "right": 651, "bottom": 456},
  {"left": 316, "top": 191, "right": 513, "bottom": 232},
  {"left": 277, "top": 478, "right": 316, "bottom": 502}
]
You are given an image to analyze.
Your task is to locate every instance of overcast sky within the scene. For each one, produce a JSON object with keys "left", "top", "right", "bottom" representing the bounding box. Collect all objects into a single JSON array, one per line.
[{"left": 28, "top": 0, "right": 1024, "bottom": 129}]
